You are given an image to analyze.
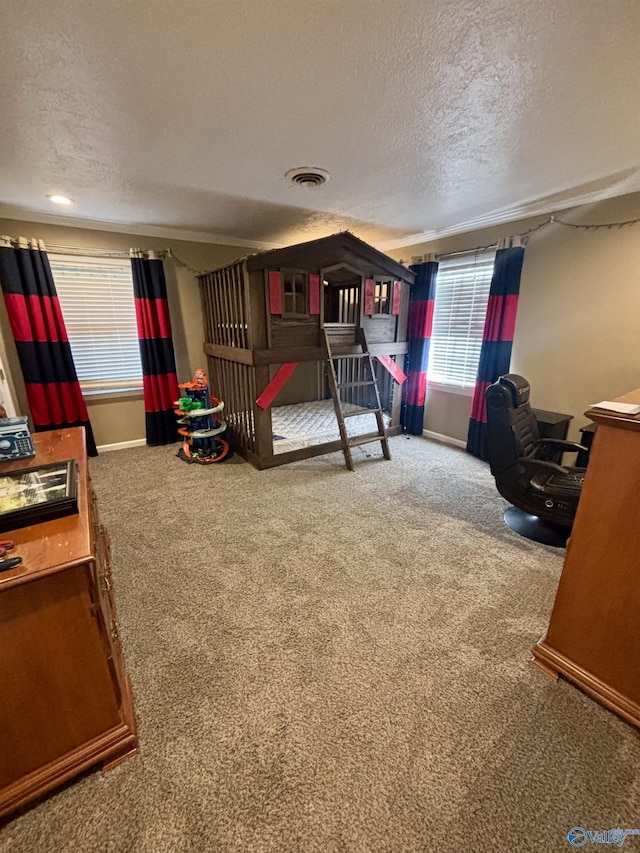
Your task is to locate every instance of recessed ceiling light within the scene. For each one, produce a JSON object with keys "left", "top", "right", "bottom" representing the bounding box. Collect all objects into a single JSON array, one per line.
[{"left": 48, "top": 194, "right": 74, "bottom": 205}]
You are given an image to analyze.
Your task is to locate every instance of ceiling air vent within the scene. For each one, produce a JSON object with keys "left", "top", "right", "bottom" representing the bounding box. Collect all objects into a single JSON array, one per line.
[{"left": 285, "top": 167, "right": 331, "bottom": 188}]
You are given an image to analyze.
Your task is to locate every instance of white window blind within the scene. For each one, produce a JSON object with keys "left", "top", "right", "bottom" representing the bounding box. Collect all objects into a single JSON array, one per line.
[
  {"left": 49, "top": 254, "right": 143, "bottom": 393},
  {"left": 428, "top": 251, "right": 496, "bottom": 388}
]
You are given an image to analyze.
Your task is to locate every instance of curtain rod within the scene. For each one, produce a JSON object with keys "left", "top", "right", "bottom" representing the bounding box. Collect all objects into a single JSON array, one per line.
[
  {"left": 3, "top": 237, "right": 165, "bottom": 260},
  {"left": 409, "top": 244, "right": 498, "bottom": 265},
  {"left": 436, "top": 244, "right": 498, "bottom": 260},
  {"left": 47, "top": 245, "right": 131, "bottom": 258},
  {"left": 1, "top": 237, "right": 205, "bottom": 276},
  {"left": 409, "top": 234, "right": 526, "bottom": 265},
  {"left": 47, "top": 245, "right": 205, "bottom": 276}
]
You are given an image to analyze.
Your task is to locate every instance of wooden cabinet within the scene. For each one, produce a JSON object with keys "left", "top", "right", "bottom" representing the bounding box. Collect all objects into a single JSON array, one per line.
[
  {"left": 532, "top": 389, "right": 640, "bottom": 728},
  {"left": 0, "top": 428, "right": 137, "bottom": 820}
]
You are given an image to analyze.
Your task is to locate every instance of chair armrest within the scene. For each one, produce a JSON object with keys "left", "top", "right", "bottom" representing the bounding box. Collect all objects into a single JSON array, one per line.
[
  {"left": 520, "top": 457, "right": 571, "bottom": 478},
  {"left": 532, "top": 439, "right": 589, "bottom": 456}
]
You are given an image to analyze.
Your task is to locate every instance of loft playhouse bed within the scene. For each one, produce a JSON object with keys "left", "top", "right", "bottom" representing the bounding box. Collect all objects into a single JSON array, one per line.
[{"left": 197, "top": 232, "right": 415, "bottom": 470}]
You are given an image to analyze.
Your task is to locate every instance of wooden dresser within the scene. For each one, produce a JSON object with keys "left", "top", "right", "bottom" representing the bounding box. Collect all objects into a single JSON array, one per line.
[
  {"left": 0, "top": 428, "right": 137, "bottom": 820},
  {"left": 532, "top": 388, "right": 640, "bottom": 728}
]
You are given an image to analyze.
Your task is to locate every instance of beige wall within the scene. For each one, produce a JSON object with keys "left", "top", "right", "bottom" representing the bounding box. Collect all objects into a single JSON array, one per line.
[
  {"left": 387, "top": 191, "right": 640, "bottom": 443},
  {"left": 0, "top": 217, "right": 256, "bottom": 446},
  {"left": 3, "top": 190, "right": 640, "bottom": 449},
  {"left": 421, "top": 389, "right": 473, "bottom": 444},
  {"left": 269, "top": 361, "right": 321, "bottom": 407}
]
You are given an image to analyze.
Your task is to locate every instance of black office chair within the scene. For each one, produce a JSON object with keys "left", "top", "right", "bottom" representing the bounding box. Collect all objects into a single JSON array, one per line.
[{"left": 485, "top": 374, "right": 588, "bottom": 546}]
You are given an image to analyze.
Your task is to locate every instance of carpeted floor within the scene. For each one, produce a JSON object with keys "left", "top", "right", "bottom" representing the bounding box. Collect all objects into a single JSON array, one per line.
[{"left": 1, "top": 436, "right": 639, "bottom": 852}]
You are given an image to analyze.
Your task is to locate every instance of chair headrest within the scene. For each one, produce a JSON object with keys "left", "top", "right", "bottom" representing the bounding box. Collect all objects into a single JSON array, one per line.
[{"left": 497, "top": 374, "right": 531, "bottom": 407}]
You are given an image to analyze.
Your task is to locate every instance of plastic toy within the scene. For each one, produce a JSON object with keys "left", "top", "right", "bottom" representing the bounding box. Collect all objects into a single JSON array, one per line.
[
  {"left": 176, "top": 397, "right": 204, "bottom": 413},
  {"left": 174, "top": 369, "right": 231, "bottom": 464}
]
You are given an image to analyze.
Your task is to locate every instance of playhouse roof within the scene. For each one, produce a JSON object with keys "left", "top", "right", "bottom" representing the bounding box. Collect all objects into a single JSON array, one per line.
[{"left": 205, "top": 232, "right": 415, "bottom": 284}]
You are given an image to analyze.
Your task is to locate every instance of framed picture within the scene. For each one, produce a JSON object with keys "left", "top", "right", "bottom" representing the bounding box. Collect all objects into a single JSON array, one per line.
[{"left": 0, "top": 459, "right": 78, "bottom": 532}]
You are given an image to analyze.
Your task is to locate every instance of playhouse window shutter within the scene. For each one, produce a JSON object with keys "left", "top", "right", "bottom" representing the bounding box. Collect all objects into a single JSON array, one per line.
[
  {"left": 391, "top": 281, "right": 402, "bottom": 315},
  {"left": 268, "top": 270, "right": 282, "bottom": 314},
  {"left": 49, "top": 254, "right": 143, "bottom": 393},
  {"left": 428, "top": 252, "right": 496, "bottom": 387},
  {"left": 309, "top": 274, "right": 320, "bottom": 315},
  {"left": 364, "top": 279, "right": 375, "bottom": 315}
]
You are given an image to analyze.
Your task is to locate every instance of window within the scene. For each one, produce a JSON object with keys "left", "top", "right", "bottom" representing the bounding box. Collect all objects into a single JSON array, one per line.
[
  {"left": 373, "top": 279, "right": 391, "bottom": 315},
  {"left": 281, "top": 269, "right": 308, "bottom": 317},
  {"left": 428, "top": 251, "right": 496, "bottom": 391},
  {"left": 336, "top": 284, "right": 359, "bottom": 324},
  {"left": 49, "top": 254, "right": 143, "bottom": 395}
]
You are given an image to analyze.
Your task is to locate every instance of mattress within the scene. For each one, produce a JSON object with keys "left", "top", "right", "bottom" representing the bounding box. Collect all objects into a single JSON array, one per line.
[{"left": 271, "top": 399, "right": 390, "bottom": 455}]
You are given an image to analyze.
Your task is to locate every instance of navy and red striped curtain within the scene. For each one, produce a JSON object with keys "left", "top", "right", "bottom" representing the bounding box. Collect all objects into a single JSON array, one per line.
[
  {"left": 401, "top": 259, "right": 438, "bottom": 435},
  {"left": 0, "top": 238, "right": 97, "bottom": 455},
  {"left": 131, "top": 253, "right": 179, "bottom": 445},
  {"left": 467, "top": 244, "right": 525, "bottom": 459}
]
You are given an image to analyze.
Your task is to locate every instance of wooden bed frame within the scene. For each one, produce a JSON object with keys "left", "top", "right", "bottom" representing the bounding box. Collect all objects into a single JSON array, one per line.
[{"left": 198, "top": 232, "right": 415, "bottom": 469}]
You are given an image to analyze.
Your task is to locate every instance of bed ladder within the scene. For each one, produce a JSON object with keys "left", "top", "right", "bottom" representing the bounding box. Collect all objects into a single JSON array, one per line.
[{"left": 323, "top": 328, "right": 391, "bottom": 471}]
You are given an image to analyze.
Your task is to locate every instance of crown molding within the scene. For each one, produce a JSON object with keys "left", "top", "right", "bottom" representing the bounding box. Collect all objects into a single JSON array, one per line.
[
  {"left": 377, "top": 181, "right": 640, "bottom": 252},
  {"left": 0, "top": 204, "right": 282, "bottom": 252},
  {"left": 3, "top": 176, "right": 639, "bottom": 257}
]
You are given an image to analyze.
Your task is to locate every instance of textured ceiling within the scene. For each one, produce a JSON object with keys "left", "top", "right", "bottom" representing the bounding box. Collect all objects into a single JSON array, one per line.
[{"left": 0, "top": 0, "right": 639, "bottom": 249}]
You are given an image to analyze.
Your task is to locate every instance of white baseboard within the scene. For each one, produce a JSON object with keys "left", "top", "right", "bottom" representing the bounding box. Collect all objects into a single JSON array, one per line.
[
  {"left": 96, "top": 438, "right": 146, "bottom": 453},
  {"left": 422, "top": 429, "right": 467, "bottom": 450}
]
